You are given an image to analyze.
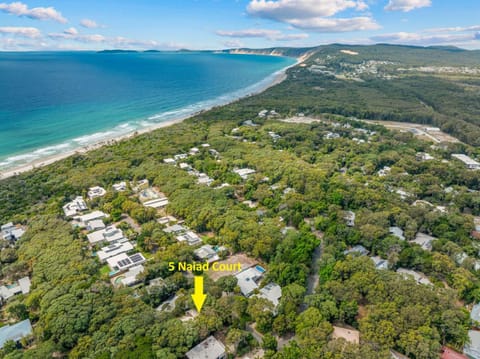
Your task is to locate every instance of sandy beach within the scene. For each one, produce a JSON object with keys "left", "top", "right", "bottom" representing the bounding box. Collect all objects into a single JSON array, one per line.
[{"left": 0, "top": 56, "right": 301, "bottom": 181}]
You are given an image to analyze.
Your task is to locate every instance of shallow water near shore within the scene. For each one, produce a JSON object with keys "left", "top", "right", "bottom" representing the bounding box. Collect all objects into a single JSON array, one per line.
[{"left": 0, "top": 51, "right": 295, "bottom": 170}]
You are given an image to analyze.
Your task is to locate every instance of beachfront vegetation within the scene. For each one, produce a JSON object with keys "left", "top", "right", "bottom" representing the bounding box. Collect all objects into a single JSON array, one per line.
[{"left": 1, "top": 44, "right": 480, "bottom": 358}]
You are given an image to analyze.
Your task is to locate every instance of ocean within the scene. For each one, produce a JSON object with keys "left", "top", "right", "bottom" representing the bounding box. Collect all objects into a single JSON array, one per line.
[{"left": 0, "top": 51, "right": 295, "bottom": 170}]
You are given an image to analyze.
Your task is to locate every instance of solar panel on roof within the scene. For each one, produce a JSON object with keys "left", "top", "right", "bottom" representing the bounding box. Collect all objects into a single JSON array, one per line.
[
  {"left": 130, "top": 254, "right": 144, "bottom": 263},
  {"left": 118, "top": 258, "right": 132, "bottom": 267}
]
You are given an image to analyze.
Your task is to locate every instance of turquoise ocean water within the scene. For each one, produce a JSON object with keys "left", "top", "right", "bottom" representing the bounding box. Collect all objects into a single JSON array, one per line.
[{"left": 0, "top": 51, "right": 295, "bottom": 169}]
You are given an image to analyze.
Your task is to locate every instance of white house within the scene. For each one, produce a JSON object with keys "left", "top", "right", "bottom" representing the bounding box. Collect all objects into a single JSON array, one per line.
[
  {"left": 63, "top": 196, "right": 87, "bottom": 217},
  {"left": 107, "top": 252, "right": 146, "bottom": 272},
  {"left": 73, "top": 210, "right": 107, "bottom": 227},
  {"left": 389, "top": 226, "right": 405, "bottom": 240},
  {"left": 97, "top": 242, "right": 134, "bottom": 262},
  {"left": 88, "top": 186, "right": 107, "bottom": 199},
  {"left": 194, "top": 245, "right": 219, "bottom": 263},
  {"left": 235, "top": 266, "right": 265, "bottom": 297},
  {"left": 397, "top": 268, "right": 432, "bottom": 286},
  {"left": 0, "top": 277, "right": 31, "bottom": 302},
  {"left": 118, "top": 265, "right": 144, "bottom": 287},
  {"left": 343, "top": 211, "right": 355, "bottom": 227},
  {"left": 411, "top": 233, "right": 437, "bottom": 251},
  {"left": 452, "top": 154, "right": 480, "bottom": 170},
  {"left": 112, "top": 182, "right": 127, "bottom": 192},
  {"left": 233, "top": 168, "right": 256, "bottom": 180},
  {"left": 177, "top": 231, "right": 202, "bottom": 246},
  {"left": 186, "top": 336, "right": 226, "bottom": 359},
  {"left": 87, "top": 226, "right": 125, "bottom": 245},
  {"left": 371, "top": 256, "right": 389, "bottom": 270},
  {"left": 143, "top": 197, "right": 169, "bottom": 209},
  {"left": 257, "top": 283, "right": 282, "bottom": 308},
  {"left": 1, "top": 223, "right": 25, "bottom": 241},
  {"left": 464, "top": 330, "right": 480, "bottom": 359}
]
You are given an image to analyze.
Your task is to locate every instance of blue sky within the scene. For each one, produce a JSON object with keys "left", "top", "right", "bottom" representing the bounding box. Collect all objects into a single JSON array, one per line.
[{"left": 0, "top": 0, "right": 479, "bottom": 51}]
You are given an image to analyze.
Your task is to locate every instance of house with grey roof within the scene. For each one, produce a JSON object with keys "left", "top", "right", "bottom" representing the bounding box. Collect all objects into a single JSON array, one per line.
[
  {"left": 344, "top": 245, "right": 369, "bottom": 256},
  {"left": 257, "top": 283, "right": 282, "bottom": 308},
  {"left": 411, "top": 233, "right": 437, "bottom": 251},
  {"left": 465, "top": 330, "right": 480, "bottom": 359},
  {"left": 371, "top": 256, "right": 389, "bottom": 270},
  {"left": 63, "top": 196, "right": 88, "bottom": 217},
  {"left": 194, "top": 245, "right": 219, "bottom": 263},
  {"left": 389, "top": 226, "right": 405, "bottom": 240},
  {"left": 1, "top": 223, "right": 25, "bottom": 242},
  {"left": 186, "top": 336, "right": 226, "bottom": 359},
  {"left": 0, "top": 319, "right": 33, "bottom": 349}
]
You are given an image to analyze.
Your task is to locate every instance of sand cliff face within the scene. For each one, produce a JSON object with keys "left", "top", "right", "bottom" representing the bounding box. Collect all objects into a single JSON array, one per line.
[
  {"left": 227, "top": 48, "right": 316, "bottom": 63},
  {"left": 228, "top": 49, "right": 286, "bottom": 56}
]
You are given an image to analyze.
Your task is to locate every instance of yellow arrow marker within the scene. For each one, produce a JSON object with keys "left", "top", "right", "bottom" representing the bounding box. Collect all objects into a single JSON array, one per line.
[{"left": 191, "top": 275, "right": 207, "bottom": 313}]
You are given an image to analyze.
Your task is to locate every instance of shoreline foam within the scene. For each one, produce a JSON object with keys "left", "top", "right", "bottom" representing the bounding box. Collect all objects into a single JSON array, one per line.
[{"left": 0, "top": 57, "right": 299, "bottom": 180}]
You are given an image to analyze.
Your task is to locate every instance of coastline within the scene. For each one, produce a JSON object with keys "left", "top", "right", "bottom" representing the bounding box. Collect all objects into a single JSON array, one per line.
[{"left": 0, "top": 56, "right": 300, "bottom": 181}]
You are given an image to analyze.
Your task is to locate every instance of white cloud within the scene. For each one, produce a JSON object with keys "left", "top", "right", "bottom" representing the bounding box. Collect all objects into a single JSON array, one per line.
[
  {"left": 0, "top": 26, "right": 41, "bottom": 38},
  {"left": 48, "top": 31, "right": 105, "bottom": 43},
  {"left": 216, "top": 28, "right": 308, "bottom": 41},
  {"left": 371, "top": 31, "right": 476, "bottom": 45},
  {"left": 64, "top": 27, "right": 78, "bottom": 36},
  {"left": 0, "top": 1, "right": 67, "bottom": 23},
  {"left": 384, "top": 0, "right": 431, "bottom": 12},
  {"left": 288, "top": 16, "right": 379, "bottom": 32},
  {"left": 80, "top": 19, "right": 101, "bottom": 29},
  {"left": 426, "top": 25, "right": 480, "bottom": 33},
  {"left": 247, "top": 0, "right": 367, "bottom": 19},
  {"left": 246, "top": 0, "right": 378, "bottom": 32}
]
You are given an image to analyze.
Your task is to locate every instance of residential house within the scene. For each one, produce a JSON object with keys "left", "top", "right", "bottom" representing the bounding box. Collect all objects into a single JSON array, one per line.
[
  {"left": 343, "top": 211, "right": 355, "bottom": 227},
  {"left": 112, "top": 182, "right": 127, "bottom": 192},
  {"left": 63, "top": 196, "right": 87, "bottom": 217},
  {"left": 0, "top": 277, "right": 31, "bottom": 303},
  {"left": 416, "top": 152, "right": 435, "bottom": 161},
  {"left": 452, "top": 154, "right": 480, "bottom": 170},
  {"left": 163, "top": 158, "right": 176, "bottom": 165},
  {"left": 235, "top": 266, "right": 265, "bottom": 297},
  {"left": 332, "top": 326, "right": 360, "bottom": 344},
  {"left": 157, "top": 216, "right": 178, "bottom": 226},
  {"left": 0, "top": 319, "right": 33, "bottom": 349},
  {"left": 397, "top": 268, "right": 432, "bottom": 286},
  {"left": 87, "top": 226, "right": 125, "bottom": 245},
  {"left": 131, "top": 179, "right": 149, "bottom": 192},
  {"left": 118, "top": 265, "right": 144, "bottom": 287},
  {"left": 189, "top": 147, "right": 200, "bottom": 155},
  {"left": 378, "top": 166, "right": 391, "bottom": 177},
  {"left": 186, "top": 336, "right": 226, "bottom": 359},
  {"left": 143, "top": 197, "right": 169, "bottom": 209},
  {"left": 411, "top": 233, "right": 437, "bottom": 251},
  {"left": 389, "top": 226, "right": 405, "bottom": 240},
  {"left": 464, "top": 330, "right": 480, "bottom": 359},
  {"left": 174, "top": 153, "right": 188, "bottom": 161},
  {"left": 194, "top": 245, "right": 219, "bottom": 263},
  {"left": 1, "top": 223, "right": 25, "bottom": 242},
  {"left": 371, "top": 256, "right": 389, "bottom": 270},
  {"left": 234, "top": 168, "right": 256, "bottom": 180},
  {"left": 344, "top": 245, "right": 369, "bottom": 256},
  {"left": 86, "top": 219, "right": 106, "bottom": 232},
  {"left": 256, "top": 283, "right": 282, "bottom": 308},
  {"left": 163, "top": 224, "right": 187, "bottom": 234},
  {"left": 88, "top": 186, "right": 107, "bottom": 199},
  {"left": 107, "top": 253, "right": 146, "bottom": 272},
  {"left": 177, "top": 231, "right": 202, "bottom": 246},
  {"left": 97, "top": 242, "right": 134, "bottom": 262},
  {"left": 73, "top": 210, "right": 107, "bottom": 228}
]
